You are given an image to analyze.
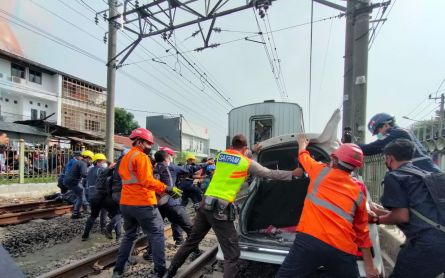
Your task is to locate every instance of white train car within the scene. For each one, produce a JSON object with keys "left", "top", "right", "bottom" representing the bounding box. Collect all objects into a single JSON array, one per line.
[{"left": 227, "top": 100, "right": 304, "bottom": 148}]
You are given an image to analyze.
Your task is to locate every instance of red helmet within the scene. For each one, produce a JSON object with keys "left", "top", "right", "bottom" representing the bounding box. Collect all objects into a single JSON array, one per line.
[
  {"left": 129, "top": 128, "right": 154, "bottom": 144},
  {"left": 331, "top": 143, "right": 364, "bottom": 169},
  {"left": 159, "top": 146, "right": 175, "bottom": 156}
]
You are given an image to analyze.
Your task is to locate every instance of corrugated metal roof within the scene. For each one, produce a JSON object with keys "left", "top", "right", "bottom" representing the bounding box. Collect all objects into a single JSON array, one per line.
[{"left": 0, "top": 121, "right": 49, "bottom": 137}]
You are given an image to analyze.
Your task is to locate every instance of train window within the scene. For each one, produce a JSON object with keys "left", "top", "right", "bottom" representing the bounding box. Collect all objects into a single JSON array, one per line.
[{"left": 250, "top": 116, "right": 273, "bottom": 146}]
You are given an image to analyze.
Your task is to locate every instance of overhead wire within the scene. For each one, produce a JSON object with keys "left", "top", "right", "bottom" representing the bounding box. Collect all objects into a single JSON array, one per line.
[
  {"left": 0, "top": 8, "right": 227, "bottom": 132},
  {"left": 72, "top": 0, "right": 231, "bottom": 116},
  {"left": 317, "top": 19, "right": 333, "bottom": 98},
  {"left": 264, "top": 11, "right": 289, "bottom": 100},
  {"left": 369, "top": 0, "right": 396, "bottom": 50},
  {"left": 252, "top": 8, "right": 286, "bottom": 101},
  {"left": 124, "top": 1, "right": 234, "bottom": 109}
]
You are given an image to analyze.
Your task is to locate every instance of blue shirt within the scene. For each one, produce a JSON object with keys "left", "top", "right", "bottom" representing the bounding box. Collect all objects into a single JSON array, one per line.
[
  {"left": 381, "top": 162, "right": 442, "bottom": 240},
  {"left": 63, "top": 160, "right": 88, "bottom": 188},
  {"left": 359, "top": 126, "right": 441, "bottom": 173}
]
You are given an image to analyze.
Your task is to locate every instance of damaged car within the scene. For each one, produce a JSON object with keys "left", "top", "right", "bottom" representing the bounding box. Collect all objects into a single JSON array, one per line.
[{"left": 217, "top": 110, "right": 384, "bottom": 277}]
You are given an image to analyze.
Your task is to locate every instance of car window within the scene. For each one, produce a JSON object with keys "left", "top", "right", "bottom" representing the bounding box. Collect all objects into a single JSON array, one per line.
[{"left": 258, "top": 145, "right": 329, "bottom": 171}]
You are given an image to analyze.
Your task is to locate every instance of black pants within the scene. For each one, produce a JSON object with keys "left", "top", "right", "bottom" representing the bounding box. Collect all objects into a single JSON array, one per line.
[
  {"left": 276, "top": 233, "right": 359, "bottom": 278},
  {"left": 179, "top": 182, "right": 202, "bottom": 207},
  {"left": 170, "top": 207, "right": 240, "bottom": 278},
  {"left": 83, "top": 195, "right": 120, "bottom": 238},
  {"left": 390, "top": 230, "right": 445, "bottom": 278}
]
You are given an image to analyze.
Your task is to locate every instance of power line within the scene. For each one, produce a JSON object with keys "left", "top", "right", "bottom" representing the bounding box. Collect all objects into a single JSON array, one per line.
[
  {"left": 29, "top": 0, "right": 103, "bottom": 43},
  {"left": 369, "top": 0, "right": 395, "bottom": 50},
  {"left": 317, "top": 19, "right": 334, "bottom": 98},
  {"left": 124, "top": 1, "right": 234, "bottom": 109},
  {"left": 253, "top": 8, "right": 286, "bottom": 101},
  {"left": 0, "top": 8, "right": 227, "bottom": 131}
]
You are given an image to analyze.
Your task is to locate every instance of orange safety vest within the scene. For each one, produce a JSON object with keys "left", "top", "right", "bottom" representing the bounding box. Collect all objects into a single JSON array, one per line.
[
  {"left": 297, "top": 150, "right": 371, "bottom": 255},
  {"left": 119, "top": 146, "right": 166, "bottom": 206}
]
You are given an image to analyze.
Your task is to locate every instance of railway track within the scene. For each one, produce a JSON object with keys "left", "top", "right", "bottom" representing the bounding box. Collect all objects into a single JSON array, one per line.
[
  {"left": 37, "top": 228, "right": 174, "bottom": 278},
  {"left": 0, "top": 200, "right": 73, "bottom": 225}
]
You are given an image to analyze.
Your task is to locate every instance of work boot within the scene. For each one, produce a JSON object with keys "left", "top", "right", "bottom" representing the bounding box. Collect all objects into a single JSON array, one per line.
[
  {"left": 155, "top": 267, "right": 167, "bottom": 278},
  {"left": 162, "top": 266, "right": 178, "bottom": 278},
  {"left": 103, "top": 229, "right": 113, "bottom": 240},
  {"left": 71, "top": 213, "right": 83, "bottom": 219},
  {"left": 111, "top": 270, "right": 123, "bottom": 278},
  {"left": 142, "top": 251, "right": 153, "bottom": 262},
  {"left": 189, "top": 249, "right": 203, "bottom": 261}
]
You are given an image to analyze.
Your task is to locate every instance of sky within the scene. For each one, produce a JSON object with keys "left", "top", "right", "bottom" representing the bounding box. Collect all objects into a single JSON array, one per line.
[{"left": 1, "top": 0, "right": 445, "bottom": 149}]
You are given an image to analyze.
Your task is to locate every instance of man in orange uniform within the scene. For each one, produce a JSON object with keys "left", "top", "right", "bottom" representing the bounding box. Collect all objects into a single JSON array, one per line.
[
  {"left": 277, "top": 135, "right": 379, "bottom": 278},
  {"left": 113, "top": 128, "right": 181, "bottom": 278}
]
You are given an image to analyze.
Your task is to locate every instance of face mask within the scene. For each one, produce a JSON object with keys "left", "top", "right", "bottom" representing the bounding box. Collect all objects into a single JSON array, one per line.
[
  {"left": 143, "top": 147, "right": 152, "bottom": 155},
  {"left": 101, "top": 163, "right": 108, "bottom": 169},
  {"left": 376, "top": 133, "right": 384, "bottom": 140}
]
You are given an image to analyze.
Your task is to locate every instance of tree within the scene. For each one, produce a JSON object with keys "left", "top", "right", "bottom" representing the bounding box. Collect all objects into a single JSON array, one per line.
[{"left": 114, "top": 107, "right": 139, "bottom": 135}]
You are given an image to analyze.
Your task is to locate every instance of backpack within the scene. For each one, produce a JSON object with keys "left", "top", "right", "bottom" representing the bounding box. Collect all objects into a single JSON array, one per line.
[
  {"left": 396, "top": 166, "right": 445, "bottom": 233},
  {"left": 95, "top": 168, "right": 113, "bottom": 196}
]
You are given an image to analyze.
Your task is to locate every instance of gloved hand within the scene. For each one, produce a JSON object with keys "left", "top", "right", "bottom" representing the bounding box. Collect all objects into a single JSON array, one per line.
[{"left": 166, "top": 186, "right": 183, "bottom": 199}]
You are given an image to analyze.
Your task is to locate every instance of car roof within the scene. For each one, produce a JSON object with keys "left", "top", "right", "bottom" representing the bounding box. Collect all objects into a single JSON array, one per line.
[{"left": 256, "top": 132, "right": 339, "bottom": 156}]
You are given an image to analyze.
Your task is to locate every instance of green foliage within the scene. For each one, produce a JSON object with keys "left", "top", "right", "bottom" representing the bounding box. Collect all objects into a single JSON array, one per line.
[
  {"left": 115, "top": 107, "right": 139, "bottom": 136},
  {"left": 175, "top": 151, "right": 193, "bottom": 164}
]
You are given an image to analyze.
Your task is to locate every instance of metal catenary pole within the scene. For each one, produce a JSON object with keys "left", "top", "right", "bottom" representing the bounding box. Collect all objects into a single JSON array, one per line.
[{"left": 105, "top": 0, "right": 118, "bottom": 161}]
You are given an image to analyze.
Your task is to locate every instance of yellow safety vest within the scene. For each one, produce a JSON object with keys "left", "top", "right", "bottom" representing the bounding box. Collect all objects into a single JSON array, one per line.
[{"left": 205, "top": 149, "right": 251, "bottom": 202}]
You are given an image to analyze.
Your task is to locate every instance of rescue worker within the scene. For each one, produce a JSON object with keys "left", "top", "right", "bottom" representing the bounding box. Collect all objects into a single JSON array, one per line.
[
  {"left": 85, "top": 153, "right": 108, "bottom": 233},
  {"left": 360, "top": 113, "right": 441, "bottom": 173},
  {"left": 82, "top": 153, "right": 120, "bottom": 241},
  {"left": 178, "top": 154, "right": 203, "bottom": 209},
  {"left": 113, "top": 128, "right": 181, "bottom": 278},
  {"left": 368, "top": 139, "right": 445, "bottom": 277},
  {"left": 64, "top": 150, "right": 94, "bottom": 219},
  {"left": 164, "top": 134, "right": 303, "bottom": 278},
  {"left": 58, "top": 151, "right": 81, "bottom": 194},
  {"left": 143, "top": 150, "right": 202, "bottom": 261},
  {"left": 276, "top": 135, "right": 379, "bottom": 278}
]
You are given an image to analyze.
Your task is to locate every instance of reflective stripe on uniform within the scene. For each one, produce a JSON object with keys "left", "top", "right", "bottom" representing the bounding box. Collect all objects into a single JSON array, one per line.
[
  {"left": 306, "top": 167, "right": 362, "bottom": 223},
  {"left": 122, "top": 152, "right": 139, "bottom": 185}
]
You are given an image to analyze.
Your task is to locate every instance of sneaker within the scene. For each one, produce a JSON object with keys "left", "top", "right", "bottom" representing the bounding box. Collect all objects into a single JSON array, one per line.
[
  {"left": 143, "top": 251, "right": 153, "bottom": 262},
  {"left": 103, "top": 229, "right": 113, "bottom": 240}
]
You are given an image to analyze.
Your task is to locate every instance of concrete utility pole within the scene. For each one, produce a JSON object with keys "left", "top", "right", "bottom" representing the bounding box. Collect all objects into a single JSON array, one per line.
[
  {"left": 440, "top": 93, "right": 444, "bottom": 135},
  {"left": 430, "top": 93, "right": 445, "bottom": 137},
  {"left": 105, "top": 0, "right": 117, "bottom": 160},
  {"left": 342, "top": 0, "right": 355, "bottom": 132},
  {"left": 351, "top": 0, "right": 370, "bottom": 144}
]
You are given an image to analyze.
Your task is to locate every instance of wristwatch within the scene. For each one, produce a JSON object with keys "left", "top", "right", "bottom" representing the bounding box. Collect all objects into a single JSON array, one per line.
[{"left": 370, "top": 215, "right": 380, "bottom": 225}]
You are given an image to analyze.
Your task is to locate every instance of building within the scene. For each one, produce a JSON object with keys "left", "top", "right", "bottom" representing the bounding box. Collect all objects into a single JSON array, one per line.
[
  {"left": 0, "top": 50, "right": 107, "bottom": 138},
  {"left": 146, "top": 115, "right": 210, "bottom": 159}
]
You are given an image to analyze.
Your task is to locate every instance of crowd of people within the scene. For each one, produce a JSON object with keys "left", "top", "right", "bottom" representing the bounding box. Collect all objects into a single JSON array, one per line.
[{"left": 55, "top": 112, "right": 444, "bottom": 278}]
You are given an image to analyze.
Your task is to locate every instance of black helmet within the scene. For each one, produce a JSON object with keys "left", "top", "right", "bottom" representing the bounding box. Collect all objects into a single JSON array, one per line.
[{"left": 368, "top": 113, "right": 395, "bottom": 135}]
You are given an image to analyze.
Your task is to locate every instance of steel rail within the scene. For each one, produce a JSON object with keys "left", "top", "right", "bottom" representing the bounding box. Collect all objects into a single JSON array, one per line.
[
  {"left": 178, "top": 245, "right": 218, "bottom": 278},
  {"left": 0, "top": 200, "right": 64, "bottom": 215},
  {"left": 37, "top": 228, "right": 173, "bottom": 278},
  {"left": 0, "top": 205, "right": 73, "bottom": 225}
]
